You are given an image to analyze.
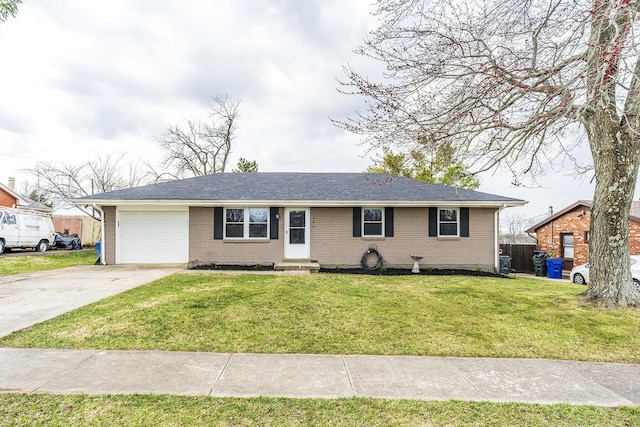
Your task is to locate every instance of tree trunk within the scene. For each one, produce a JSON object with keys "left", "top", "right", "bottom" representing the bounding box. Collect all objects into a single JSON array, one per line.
[{"left": 585, "top": 112, "right": 640, "bottom": 308}]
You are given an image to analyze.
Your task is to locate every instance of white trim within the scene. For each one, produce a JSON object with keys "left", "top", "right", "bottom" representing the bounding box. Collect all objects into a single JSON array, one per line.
[
  {"left": 112, "top": 205, "right": 191, "bottom": 212},
  {"left": 93, "top": 203, "right": 106, "bottom": 265},
  {"left": 75, "top": 199, "right": 527, "bottom": 208}
]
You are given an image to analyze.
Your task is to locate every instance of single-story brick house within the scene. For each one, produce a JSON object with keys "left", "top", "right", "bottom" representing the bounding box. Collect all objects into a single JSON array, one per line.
[
  {"left": 525, "top": 200, "right": 640, "bottom": 270},
  {"left": 75, "top": 173, "right": 525, "bottom": 271}
]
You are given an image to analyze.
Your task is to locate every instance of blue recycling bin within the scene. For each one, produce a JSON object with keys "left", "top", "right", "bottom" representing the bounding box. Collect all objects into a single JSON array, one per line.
[
  {"left": 546, "top": 258, "right": 564, "bottom": 279},
  {"left": 95, "top": 241, "right": 102, "bottom": 265}
]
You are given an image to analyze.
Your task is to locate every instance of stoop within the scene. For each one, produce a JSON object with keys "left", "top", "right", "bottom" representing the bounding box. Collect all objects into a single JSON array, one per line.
[{"left": 274, "top": 259, "right": 320, "bottom": 273}]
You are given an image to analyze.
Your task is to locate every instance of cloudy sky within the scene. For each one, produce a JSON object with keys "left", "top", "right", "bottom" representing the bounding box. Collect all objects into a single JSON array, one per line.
[{"left": 0, "top": 0, "right": 628, "bottom": 227}]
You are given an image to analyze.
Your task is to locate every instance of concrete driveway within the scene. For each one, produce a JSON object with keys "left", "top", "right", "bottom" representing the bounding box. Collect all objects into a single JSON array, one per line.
[{"left": 0, "top": 265, "right": 181, "bottom": 337}]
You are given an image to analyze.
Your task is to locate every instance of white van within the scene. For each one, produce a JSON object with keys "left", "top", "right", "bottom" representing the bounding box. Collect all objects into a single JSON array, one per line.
[{"left": 0, "top": 208, "right": 56, "bottom": 254}]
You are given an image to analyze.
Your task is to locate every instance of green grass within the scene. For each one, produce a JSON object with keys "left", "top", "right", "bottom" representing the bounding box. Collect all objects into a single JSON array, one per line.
[
  {"left": 2, "top": 273, "right": 639, "bottom": 363},
  {"left": 0, "top": 251, "right": 96, "bottom": 276},
  {"left": 0, "top": 394, "right": 638, "bottom": 427}
]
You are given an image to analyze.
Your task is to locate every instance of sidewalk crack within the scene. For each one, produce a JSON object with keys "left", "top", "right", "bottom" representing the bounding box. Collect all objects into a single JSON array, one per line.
[
  {"left": 445, "top": 358, "right": 490, "bottom": 400},
  {"left": 31, "top": 349, "right": 101, "bottom": 393},
  {"left": 209, "top": 353, "right": 233, "bottom": 395},
  {"left": 341, "top": 356, "right": 355, "bottom": 396}
]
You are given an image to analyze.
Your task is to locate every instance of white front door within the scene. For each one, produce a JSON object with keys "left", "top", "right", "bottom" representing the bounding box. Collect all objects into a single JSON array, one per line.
[{"left": 284, "top": 208, "right": 310, "bottom": 259}]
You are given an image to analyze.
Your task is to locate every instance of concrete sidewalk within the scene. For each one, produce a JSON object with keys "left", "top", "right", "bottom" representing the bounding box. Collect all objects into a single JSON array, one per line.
[{"left": 1, "top": 348, "right": 638, "bottom": 406}]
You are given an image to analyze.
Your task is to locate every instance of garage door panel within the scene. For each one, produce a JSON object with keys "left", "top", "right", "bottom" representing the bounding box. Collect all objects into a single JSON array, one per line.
[{"left": 117, "top": 211, "right": 188, "bottom": 264}]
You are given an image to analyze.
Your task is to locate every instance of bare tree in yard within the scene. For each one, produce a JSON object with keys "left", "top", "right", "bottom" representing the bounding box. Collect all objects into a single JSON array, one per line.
[
  {"left": 337, "top": 0, "right": 640, "bottom": 307},
  {"left": 155, "top": 95, "right": 240, "bottom": 179},
  {"left": 501, "top": 213, "right": 530, "bottom": 244},
  {"left": 27, "top": 153, "right": 150, "bottom": 220}
]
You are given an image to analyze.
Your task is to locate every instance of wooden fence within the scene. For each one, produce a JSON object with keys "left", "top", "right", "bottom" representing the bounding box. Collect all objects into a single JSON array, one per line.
[{"left": 500, "top": 244, "right": 537, "bottom": 273}]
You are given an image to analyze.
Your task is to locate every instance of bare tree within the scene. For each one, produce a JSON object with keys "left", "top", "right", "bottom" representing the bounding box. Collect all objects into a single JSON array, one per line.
[
  {"left": 26, "top": 153, "right": 151, "bottom": 220},
  {"left": 337, "top": 0, "right": 640, "bottom": 307},
  {"left": 155, "top": 94, "right": 240, "bottom": 179},
  {"left": 17, "top": 180, "right": 53, "bottom": 208},
  {"left": 500, "top": 213, "right": 530, "bottom": 244},
  {"left": 0, "top": 0, "right": 20, "bottom": 23}
]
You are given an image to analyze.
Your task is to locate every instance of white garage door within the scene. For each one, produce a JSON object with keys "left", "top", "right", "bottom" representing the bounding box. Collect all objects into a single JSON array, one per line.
[{"left": 117, "top": 210, "right": 189, "bottom": 264}]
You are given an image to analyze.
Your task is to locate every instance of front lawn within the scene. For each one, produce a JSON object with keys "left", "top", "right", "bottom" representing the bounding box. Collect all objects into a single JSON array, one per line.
[
  {"left": 0, "top": 251, "right": 96, "bottom": 276},
  {"left": 2, "top": 273, "right": 639, "bottom": 363},
  {"left": 1, "top": 394, "right": 638, "bottom": 427}
]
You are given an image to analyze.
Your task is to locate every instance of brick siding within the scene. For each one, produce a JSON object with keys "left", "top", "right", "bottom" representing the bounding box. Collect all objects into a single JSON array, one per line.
[
  {"left": 104, "top": 206, "right": 498, "bottom": 270},
  {"left": 310, "top": 207, "right": 496, "bottom": 270},
  {"left": 0, "top": 189, "right": 18, "bottom": 208},
  {"left": 103, "top": 206, "right": 116, "bottom": 264},
  {"left": 189, "top": 207, "right": 284, "bottom": 265}
]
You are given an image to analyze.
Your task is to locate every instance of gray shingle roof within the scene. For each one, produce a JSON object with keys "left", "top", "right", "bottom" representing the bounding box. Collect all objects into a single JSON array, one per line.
[{"left": 75, "top": 173, "right": 525, "bottom": 205}]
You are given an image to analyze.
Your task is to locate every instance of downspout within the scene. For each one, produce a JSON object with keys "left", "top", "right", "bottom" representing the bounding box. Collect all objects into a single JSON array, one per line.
[
  {"left": 93, "top": 203, "right": 106, "bottom": 265},
  {"left": 495, "top": 205, "right": 505, "bottom": 273}
]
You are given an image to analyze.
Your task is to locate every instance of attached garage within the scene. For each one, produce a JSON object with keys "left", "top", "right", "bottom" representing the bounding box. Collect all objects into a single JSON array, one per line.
[{"left": 116, "top": 210, "right": 189, "bottom": 264}]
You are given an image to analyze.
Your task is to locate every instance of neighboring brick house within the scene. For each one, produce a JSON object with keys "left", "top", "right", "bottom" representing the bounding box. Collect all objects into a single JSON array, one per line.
[
  {"left": 525, "top": 200, "right": 640, "bottom": 270},
  {"left": 0, "top": 179, "right": 52, "bottom": 213},
  {"left": 0, "top": 179, "right": 25, "bottom": 208}
]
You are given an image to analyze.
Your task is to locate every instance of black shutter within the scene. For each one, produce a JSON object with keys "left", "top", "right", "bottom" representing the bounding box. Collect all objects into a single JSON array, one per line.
[
  {"left": 460, "top": 207, "right": 470, "bottom": 237},
  {"left": 385, "top": 207, "right": 394, "bottom": 237},
  {"left": 270, "top": 207, "right": 279, "bottom": 239},
  {"left": 214, "top": 207, "right": 223, "bottom": 240},
  {"left": 353, "top": 207, "right": 362, "bottom": 237},
  {"left": 428, "top": 207, "right": 438, "bottom": 237}
]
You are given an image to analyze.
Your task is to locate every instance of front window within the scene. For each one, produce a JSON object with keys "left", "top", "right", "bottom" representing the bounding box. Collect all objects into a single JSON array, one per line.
[
  {"left": 439, "top": 208, "right": 458, "bottom": 236},
  {"left": 249, "top": 208, "right": 268, "bottom": 238},
  {"left": 363, "top": 208, "right": 384, "bottom": 237},
  {"left": 225, "top": 208, "right": 244, "bottom": 238},
  {"left": 225, "top": 208, "right": 268, "bottom": 239}
]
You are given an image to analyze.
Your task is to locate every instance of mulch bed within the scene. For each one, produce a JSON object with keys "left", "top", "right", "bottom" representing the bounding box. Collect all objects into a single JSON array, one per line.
[
  {"left": 188, "top": 260, "right": 503, "bottom": 277},
  {"left": 188, "top": 261, "right": 274, "bottom": 271},
  {"left": 319, "top": 268, "right": 502, "bottom": 277}
]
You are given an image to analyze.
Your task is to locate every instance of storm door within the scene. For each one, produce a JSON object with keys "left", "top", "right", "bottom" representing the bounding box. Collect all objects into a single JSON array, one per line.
[
  {"left": 284, "top": 208, "right": 310, "bottom": 259},
  {"left": 561, "top": 233, "right": 574, "bottom": 270}
]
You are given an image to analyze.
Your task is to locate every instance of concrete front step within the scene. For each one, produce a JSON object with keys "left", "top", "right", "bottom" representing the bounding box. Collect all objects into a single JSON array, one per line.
[{"left": 274, "top": 259, "right": 320, "bottom": 273}]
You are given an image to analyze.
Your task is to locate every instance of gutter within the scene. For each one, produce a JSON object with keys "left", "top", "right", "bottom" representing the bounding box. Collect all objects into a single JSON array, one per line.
[
  {"left": 73, "top": 199, "right": 527, "bottom": 209},
  {"left": 93, "top": 203, "right": 106, "bottom": 265}
]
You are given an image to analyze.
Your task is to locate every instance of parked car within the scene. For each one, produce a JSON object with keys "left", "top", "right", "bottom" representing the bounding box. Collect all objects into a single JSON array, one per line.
[
  {"left": 0, "top": 208, "right": 56, "bottom": 254},
  {"left": 570, "top": 255, "right": 640, "bottom": 292}
]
